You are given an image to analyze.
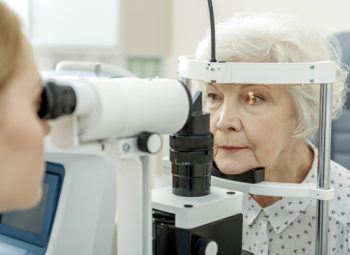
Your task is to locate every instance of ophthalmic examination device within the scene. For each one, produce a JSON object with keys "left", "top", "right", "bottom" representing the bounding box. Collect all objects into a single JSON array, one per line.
[
  {"left": 0, "top": 59, "right": 336, "bottom": 255},
  {"left": 0, "top": 1, "right": 336, "bottom": 254}
]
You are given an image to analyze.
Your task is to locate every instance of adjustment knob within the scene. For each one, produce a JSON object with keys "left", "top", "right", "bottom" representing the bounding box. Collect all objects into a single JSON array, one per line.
[
  {"left": 137, "top": 132, "right": 162, "bottom": 154},
  {"left": 192, "top": 236, "right": 218, "bottom": 255}
]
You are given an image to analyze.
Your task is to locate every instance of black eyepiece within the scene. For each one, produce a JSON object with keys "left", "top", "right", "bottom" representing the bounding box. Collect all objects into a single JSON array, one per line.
[{"left": 38, "top": 81, "right": 77, "bottom": 120}]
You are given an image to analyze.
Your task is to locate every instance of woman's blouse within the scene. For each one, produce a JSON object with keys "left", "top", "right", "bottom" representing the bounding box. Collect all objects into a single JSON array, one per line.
[{"left": 242, "top": 144, "right": 350, "bottom": 255}]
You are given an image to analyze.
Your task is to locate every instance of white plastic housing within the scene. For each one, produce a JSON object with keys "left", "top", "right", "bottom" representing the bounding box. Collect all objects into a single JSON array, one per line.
[
  {"left": 152, "top": 186, "right": 243, "bottom": 229},
  {"left": 78, "top": 77, "right": 190, "bottom": 141},
  {"left": 178, "top": 56, "right": 336, "bottom": 84},
  {"left": 48, "top": 77, "right": 191, "bottom": 143},
  {"left": 44, "top": 153, "right": 116, "bottom": 255},
  {"left": 212, "top": 176, "right": 335, "bottom": 200},
  {"left": 55, "top": 61, "right": 136, "bottom": 78}
]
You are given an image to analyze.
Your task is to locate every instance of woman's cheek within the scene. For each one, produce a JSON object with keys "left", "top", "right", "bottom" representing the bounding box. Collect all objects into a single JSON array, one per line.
[{"left": 208, "top": 110, "right": 219, "bottom": 132}]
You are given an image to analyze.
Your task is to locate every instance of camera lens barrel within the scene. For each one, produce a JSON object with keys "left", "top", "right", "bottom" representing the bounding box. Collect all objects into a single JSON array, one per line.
[{"left": 170, "top": 92, "right": 213, "bottom": 197}]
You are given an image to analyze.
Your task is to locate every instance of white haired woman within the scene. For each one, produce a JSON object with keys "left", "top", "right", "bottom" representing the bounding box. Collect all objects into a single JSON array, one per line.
[{"left": 195, "top": 13, "right": 349, "bottom": 255}]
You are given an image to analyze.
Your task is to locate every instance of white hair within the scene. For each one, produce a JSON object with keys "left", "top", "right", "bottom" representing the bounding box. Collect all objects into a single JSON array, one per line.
[{"left": 194, "top": 13, "right": 348, "bottom": 139}]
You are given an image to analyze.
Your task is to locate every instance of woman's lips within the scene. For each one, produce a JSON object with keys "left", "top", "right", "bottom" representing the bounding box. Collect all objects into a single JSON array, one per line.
[{"left": 218, "top": 146, "right": 247, "bottom": 154}]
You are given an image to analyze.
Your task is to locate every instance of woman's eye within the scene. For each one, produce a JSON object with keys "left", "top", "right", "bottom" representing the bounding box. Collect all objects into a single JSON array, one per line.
[
  {"left": 246, "top": 91, "right": 264, "bottom": 105},
  {"left": 207, "top": 93, "right": 221, "bottom": 102}
]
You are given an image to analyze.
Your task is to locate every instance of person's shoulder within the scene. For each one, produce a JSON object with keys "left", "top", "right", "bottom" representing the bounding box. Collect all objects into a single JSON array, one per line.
[{"left": 328, "top": 161, "right": 350, "bottom": 224}]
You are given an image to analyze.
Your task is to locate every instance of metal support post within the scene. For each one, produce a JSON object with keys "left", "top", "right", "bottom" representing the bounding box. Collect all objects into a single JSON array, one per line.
[{"left": 315, "top": 83, "right": 333, "bottom": 255}]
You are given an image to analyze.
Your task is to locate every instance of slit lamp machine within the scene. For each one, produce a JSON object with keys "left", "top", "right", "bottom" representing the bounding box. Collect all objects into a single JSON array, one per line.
[{"left": 0, "top": 1, "right": 336, "bottom": 254}]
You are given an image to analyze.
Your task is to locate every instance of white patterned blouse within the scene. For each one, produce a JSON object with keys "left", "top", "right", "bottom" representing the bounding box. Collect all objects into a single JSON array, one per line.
[{"left": 242, "top": 143, "right": 350, "bottom": 255}]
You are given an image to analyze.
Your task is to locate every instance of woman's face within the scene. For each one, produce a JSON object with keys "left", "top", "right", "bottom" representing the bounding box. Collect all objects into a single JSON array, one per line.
[
  {"left": 206, "top": 83, "right": 296, "bottom": 174},
  {"left": 0, "top": 39, "right": 50, "bottom": 212}
]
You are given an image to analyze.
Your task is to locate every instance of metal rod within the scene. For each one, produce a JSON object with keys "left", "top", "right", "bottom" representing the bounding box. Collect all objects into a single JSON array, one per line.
[
  {"left": 141, "top": 155, "right": 152, "bottom": 255},
  {"left": 315, "top": 83, "right": 333, "bottom": 255}
]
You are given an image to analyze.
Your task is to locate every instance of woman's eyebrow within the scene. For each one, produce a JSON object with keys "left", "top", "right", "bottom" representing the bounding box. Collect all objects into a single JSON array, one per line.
[
  {"left": 239, "top": 84, "right": 272, "bottom": 90},
  {"left": 208, "top": 83, "right": 272, "bottom": 92},
  {"left": 207, "top": 83, "right": 220, "bottom": 90}
]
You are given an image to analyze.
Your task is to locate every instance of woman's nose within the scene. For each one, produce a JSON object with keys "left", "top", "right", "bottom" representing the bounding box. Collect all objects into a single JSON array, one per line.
[{"left": 216, "top": 105, "right": 243, "bottom": 132}]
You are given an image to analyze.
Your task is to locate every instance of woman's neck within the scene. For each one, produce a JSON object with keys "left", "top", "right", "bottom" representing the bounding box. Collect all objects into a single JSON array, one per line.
[{"left": 251, "top": 140, "right": 314, "bottom": 208}]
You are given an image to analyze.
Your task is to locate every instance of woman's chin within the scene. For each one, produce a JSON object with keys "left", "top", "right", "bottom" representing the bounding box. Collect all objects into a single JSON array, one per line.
[
  {"left": 216, "top": 161, "right": 252, "bottom": 175},
  {"left": 20, "top": 185, "right": 43, "bottom": 210},
  {"left": 215, "top": 149, "right": 260, "bottom": 175}
]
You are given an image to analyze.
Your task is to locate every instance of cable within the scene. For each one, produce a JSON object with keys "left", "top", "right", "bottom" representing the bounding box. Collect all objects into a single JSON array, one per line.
[{"left": 207, "top": 0, "right": 217, "bottom": 62}]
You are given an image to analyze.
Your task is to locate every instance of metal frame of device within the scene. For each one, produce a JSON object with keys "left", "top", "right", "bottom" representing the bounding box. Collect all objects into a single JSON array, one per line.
[{"left": 178, "top": 55, "right": 335, "bottom": 255}]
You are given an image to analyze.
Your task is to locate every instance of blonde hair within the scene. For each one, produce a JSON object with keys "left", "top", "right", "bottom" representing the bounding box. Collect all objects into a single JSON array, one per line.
[
  {"left": 0, "top": 1, "right": 22, "bottom": 87},
  {"left": 195, "top": 13, "right": 348, "bottom": 139}
]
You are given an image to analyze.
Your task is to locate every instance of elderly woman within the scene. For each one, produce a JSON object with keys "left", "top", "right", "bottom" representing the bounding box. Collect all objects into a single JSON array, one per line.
[
  {"left": 0, "top": 2, "right": 50, "bottom": 212},
  {"left": 195, "top": 13, "right": 349, "bottom": 255}
]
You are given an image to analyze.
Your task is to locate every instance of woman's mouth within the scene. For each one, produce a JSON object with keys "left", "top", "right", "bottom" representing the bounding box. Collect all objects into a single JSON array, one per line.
[{"left": 218, "top": 146, "right": 247, "bottom": 154}]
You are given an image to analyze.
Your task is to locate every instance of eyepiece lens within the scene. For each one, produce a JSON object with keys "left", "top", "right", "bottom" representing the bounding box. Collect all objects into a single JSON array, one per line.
[{"left": 37, "top": 81, "right": 76, "bottom": 120}]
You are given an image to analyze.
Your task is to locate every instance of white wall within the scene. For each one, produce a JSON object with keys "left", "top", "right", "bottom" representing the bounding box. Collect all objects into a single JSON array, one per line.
[
  {"left": 123, "top": 0, "right": 170, "bottom": 56},
  {"left": 34, "top": 0, "right": 171, "bottom": 71},
  {"left": 164, "top": 0, "right": 350, "bottom": 78},
  {"left": 31, "top": 1, "right": 350, "bottom": 75}
]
